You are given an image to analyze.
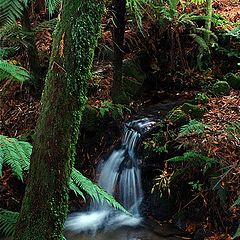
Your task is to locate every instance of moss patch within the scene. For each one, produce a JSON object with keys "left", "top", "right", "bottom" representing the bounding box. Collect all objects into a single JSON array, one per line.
[
  {"left": 167, "top": 109, "right": 189, "bottom": 126},
  {"left": 212, "top": 81, "right": 230, "bottom": 96},
  {"left": 224, "top": 73, "right": 240, "bottom": 90},
  {"left": 181, "top": 103, "right": 207, "bottom": 120}
]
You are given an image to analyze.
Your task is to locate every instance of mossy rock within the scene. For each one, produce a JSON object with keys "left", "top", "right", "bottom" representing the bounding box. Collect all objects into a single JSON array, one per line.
[
  {"left": 167, "top": 109, "right": 189, "bottom": 126},
  {"left": 122, "top": 58, "right": 146, "bottom": 98},
  {"left": 181, "top": 103, "right": 207, "bottom": 119},
  {"left": 224, "top": 72, "right": 240, "bottom": 90},
  {"left": 81, "top": 105, "right": 99, "bottom": 132},
  {"left": 212, "top": 81, "right": 230, "bottom": 96}
]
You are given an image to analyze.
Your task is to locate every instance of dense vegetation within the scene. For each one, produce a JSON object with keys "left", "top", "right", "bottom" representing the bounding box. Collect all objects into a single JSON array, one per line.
[{"left": 0, "top": 0, "right": 239, "bottom": 239}]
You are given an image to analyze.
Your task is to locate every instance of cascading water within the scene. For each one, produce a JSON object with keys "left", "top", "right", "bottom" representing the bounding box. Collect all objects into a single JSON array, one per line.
[{"left": 65, "top": 118, "right": 156, "bottom": 234}]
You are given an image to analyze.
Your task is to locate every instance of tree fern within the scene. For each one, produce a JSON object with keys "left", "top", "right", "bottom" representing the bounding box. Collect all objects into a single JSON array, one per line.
[
  {"left": 0, "top": 60, "right": 31, "bottom": 83},
  {"left": 0, "top": 209, "right": 19, "bottom": 237},
  {"left": 178, "top": 119, "right": 208, "bottom": 137}
]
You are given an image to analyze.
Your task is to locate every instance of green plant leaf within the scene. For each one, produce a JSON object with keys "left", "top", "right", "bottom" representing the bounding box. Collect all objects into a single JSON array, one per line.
[
  {"left": 0, "top": 209, "right": 19, "bottom": 237},
  {"left": 0, "top": 60, "right": 31, "bottom": 83}
]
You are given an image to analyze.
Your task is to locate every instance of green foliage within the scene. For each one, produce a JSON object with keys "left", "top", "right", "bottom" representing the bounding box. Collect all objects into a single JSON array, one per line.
[
  {"left": 167, "top": 151, "right": 217, "bottom": 173},
  {"left": 167, "top": 108, "right": 189, "bottom": 126},
  {"left": 0, "top": 209, "right": 19, "bottom": 237},
  {"left": 0, "top": 47, "right": 18, "bottom": 59},
  {"left": 212, "top": 81, "right": 230, "bottom": 96},
  {"left": 0, "top": 0, "right": 28, "bottom": 28},
  {"left": 71, "top": 168, "right": 127, "bottom": 213},
  {"left": 188, "top": 180, "right": 203, "bottom": 191},
  {"left": 45, "top": 0, "right": 62, "bottom": 16},
  {"left": 0, "top": 135, "right": 127, "bottom": 216},
  {"left": 224, "top": 73, "right": 240, "bottom": 90},
  {"left": 97, "top": 101, "right": 131, "bottom": 119},
  {"left": 181, "top": 103, "right": 207, "bottom": 119},
  {"left": 178, "top": 119, "right": 208, "bottom": 137},
  {"left": 0, "top": 135, "right": 31, "bottom": 180},
  {"left": 194, "top": 92, "right": 209, "bottom": 104},
  {"left": 231, "top": 196, "right": 240, "bottom": 239},
  {"left": 0, "top": 60, "right": 31, "bottom": 83}
]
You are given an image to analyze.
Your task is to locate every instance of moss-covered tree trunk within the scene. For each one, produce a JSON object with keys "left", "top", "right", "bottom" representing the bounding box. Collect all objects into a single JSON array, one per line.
[
  {"left": 14, "top": 1, "right": 104, "bottom": 239},
  {"left": 111, "top": 0, "right": 127, "bottom": 104}
]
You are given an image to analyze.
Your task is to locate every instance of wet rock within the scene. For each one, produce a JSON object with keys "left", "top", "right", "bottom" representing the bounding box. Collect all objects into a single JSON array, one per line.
[{"left": 212, "top": 81, "right": 230, "bottom": 96}]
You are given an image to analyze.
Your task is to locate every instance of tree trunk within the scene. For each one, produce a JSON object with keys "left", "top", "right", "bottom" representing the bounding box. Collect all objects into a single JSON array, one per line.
[
  {"left": 14, "top": 0, "right": 104, "bottom": 239},
  {"left": 111, "top": 0, "right": 127, "bottom": 104},
  {"left": 205, "top": 0, "right": 213, "bottom": 44},
  {"left": 21, "top": 7, "right": 42, "bottom": 95}
]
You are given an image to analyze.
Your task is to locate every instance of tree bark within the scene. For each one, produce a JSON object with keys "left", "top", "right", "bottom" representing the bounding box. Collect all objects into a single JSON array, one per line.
[
  {"left": 21, "top": 7, "right": 42, "bottom": 95},
  {"left": 14, "top": 0, "right": 104, "bottom": 239},
  {"left": 111, "top": 0, "right": 127, "bottom": 104}
]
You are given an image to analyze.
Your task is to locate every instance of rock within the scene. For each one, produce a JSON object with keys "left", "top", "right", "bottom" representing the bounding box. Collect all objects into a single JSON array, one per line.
[
  {"left": 224, "top": 72, "right": 240, "bottom": 90},
  {"left": 167, "top": 109, "right": 189, "bottom": 126},
  {"left": 212, "top": 81, "right": 230, "bottom": 96},
  {"left": 122, "top": 58, "right": 147, "bottom": 98},
  {"left": 181, "top": 103, "right": 207, "bottom": 119}
]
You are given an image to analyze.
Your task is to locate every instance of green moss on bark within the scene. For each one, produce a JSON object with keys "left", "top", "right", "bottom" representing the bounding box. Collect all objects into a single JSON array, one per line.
[{"left": 14, "top": 1, "right": 104, "bottom": 240}]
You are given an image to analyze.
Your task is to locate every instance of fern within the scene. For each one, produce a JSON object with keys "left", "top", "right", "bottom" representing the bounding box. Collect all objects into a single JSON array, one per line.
[
  {"left": 231, "top": 195, "right": 240, "bottom": 209},
  {"left": 0, "top": 135, "right": 127, "bottom": 214},
  {"left": 0, "top": 135, "right": 32, "bottom": 180},
  {"left": 226, "top": 121, "right": 240, "bottom": 137},
  {"left": 0, "top": 0, "right": 28, "bottom": 28},
  {"left": 0, "top": 209, "right": 19, "bottom": 237},
  {"left": 71, "top": 168, "right": 127, "bottom": 214},
  {"left": 0, "top": 60, "right": 31, "bottom": 83},
  {"left": 0, "top": 47, "right": 18, "bottom": 59},
  {"left": 167, "top": 151, "right": 217, "bottom": 172},
  {"left": 45, "top": 0, "right": 62, "bottom": 16},
  {"left": 178, "top": 119, "right": 208, "bottom": 137}
]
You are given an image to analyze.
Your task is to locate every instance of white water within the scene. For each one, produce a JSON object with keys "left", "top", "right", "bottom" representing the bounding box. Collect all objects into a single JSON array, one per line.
[{"left": 65, "top": 118, "right": 156, "bottom": 234}]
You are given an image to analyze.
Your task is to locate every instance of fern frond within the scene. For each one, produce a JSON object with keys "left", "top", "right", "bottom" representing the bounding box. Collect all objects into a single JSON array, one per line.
[
  {"left": 69, "top": 179, "right": 85, "bottom": 200},
  {"left": 45, "top": 0, "right": 62, "bottom": 16},
  {"left": 167, "top": 151, "right": 217, "bottom": 169},
  {"left": 178, "top": 119, "right": 208, "bottom": 137},
  {"left": 0, "top": 135, "right": 32, "bottom": 180},
  {"left": 0, "top": 135, "right": 127, "bottom": 214},
  {"left": 0, "top": 209, "right": 19, "bottom": 237},
  {"left": 231, "top": 195, "right": 240, "bottom": 209},
  {"left": 0, "top": 60, "right": 31, "bottom": 83},
  {"left": 0, "top": 47, "right": 18, "bottom": 59},
  {"left": 33, "top": 18, "right": 57, "bottom": 32},
  {"left": 233, "top": 225, "right": 240, "bottom": 239},
  {"left": 226, "top": 121, "right": 240, "bottom": 136},
  {"left": 71, "top": 168, "right": 128, "bottom": 214},
  {"left": 194, "top": 27, "right": 218, "bottom": 41},
  {"left": 0, "top": 0, "right": 29, "bottom": 28}
]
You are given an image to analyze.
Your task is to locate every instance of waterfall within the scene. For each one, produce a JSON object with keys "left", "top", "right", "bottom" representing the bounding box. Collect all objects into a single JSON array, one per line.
[{"left": 65, "top": 118, "right": 156, "bottom": 233}]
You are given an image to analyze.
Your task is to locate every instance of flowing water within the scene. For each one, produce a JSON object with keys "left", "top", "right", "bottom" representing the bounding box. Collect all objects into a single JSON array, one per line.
[{"left": 65, "top": 118, "right": 156, "bottom": 234}]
